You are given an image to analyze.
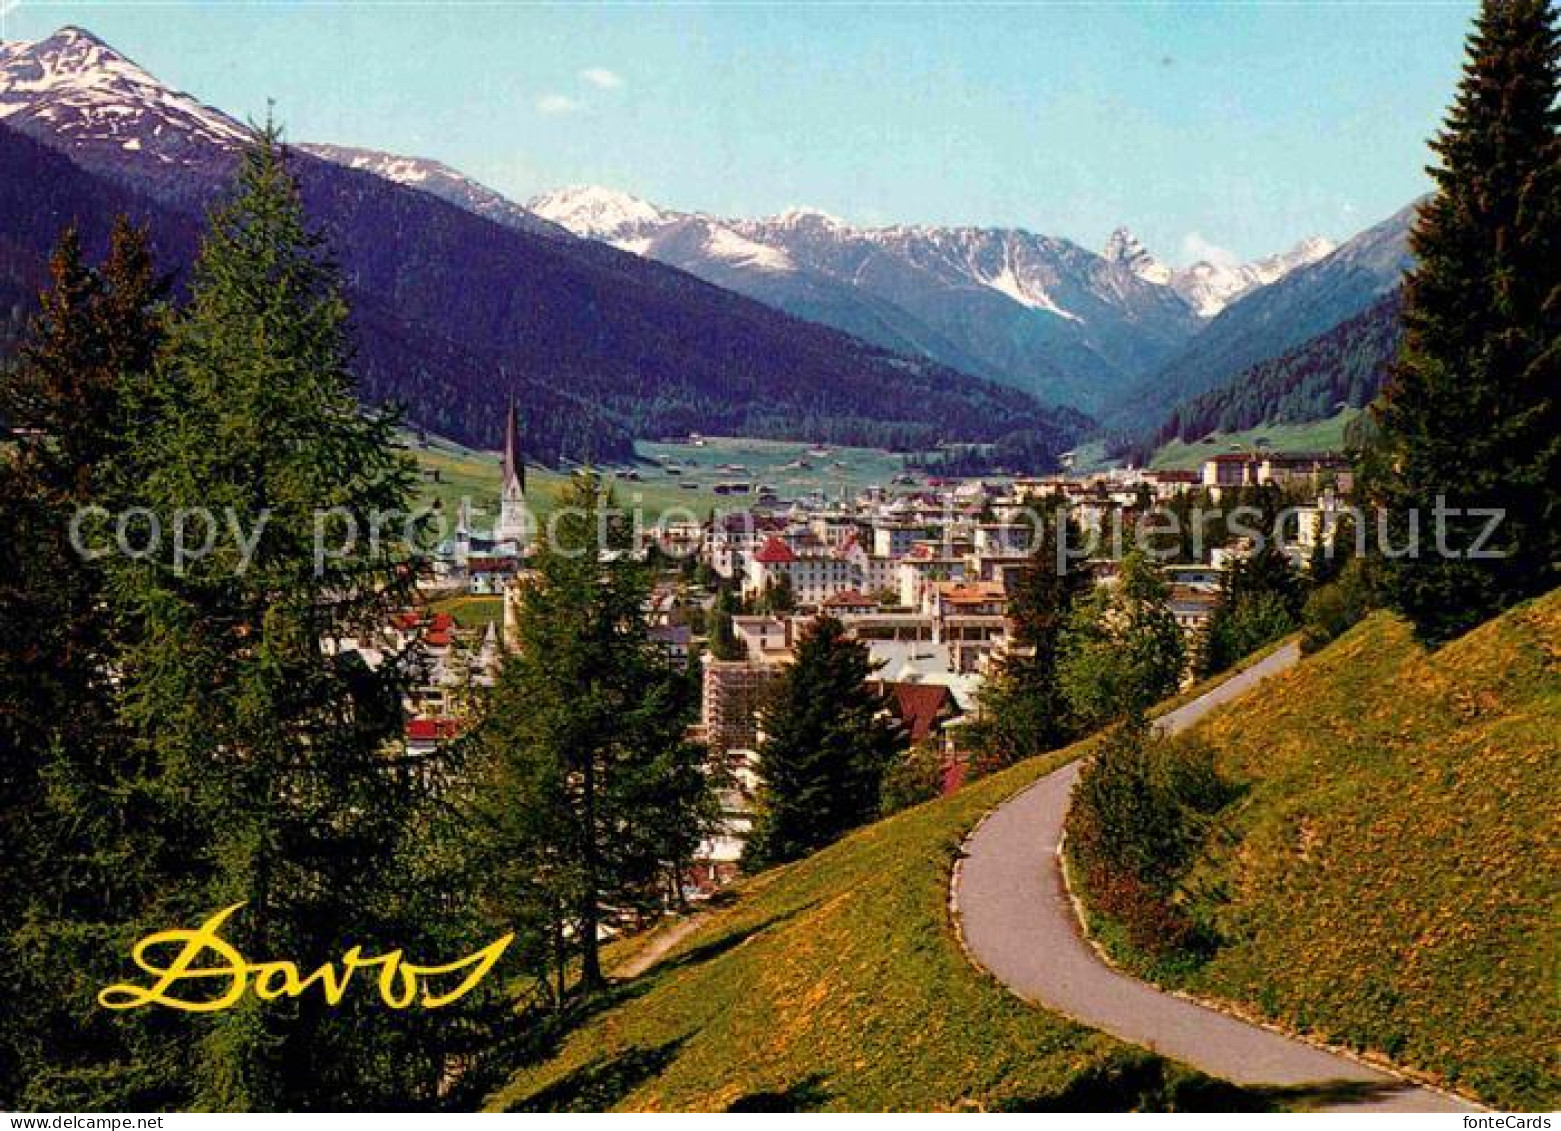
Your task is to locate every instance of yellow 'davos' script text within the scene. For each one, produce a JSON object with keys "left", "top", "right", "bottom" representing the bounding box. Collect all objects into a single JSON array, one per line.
[{"left": 98, "top": 903, "right": 514, "bottom": 1013}]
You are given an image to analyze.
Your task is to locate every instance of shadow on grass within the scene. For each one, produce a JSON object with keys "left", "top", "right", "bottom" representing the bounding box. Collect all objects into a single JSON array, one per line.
[
  {"left": 999, "top": 1053, "right": 1421, "bottom": 1113},
  {"left": 651, "top": 901, "right": 819, "bottom": 977},
  {"left": 725, "top": 1073, "right": 832, "bottom": 1112},
  {"left": 464, "top": 975, "right": 662, "bottom": 1105},
  {"left": 483, "top": 905, "right": 820, "bottom": 1109},
  {"left": 1244, "top": 1078, "right": 1432, "bottom": 1112},
  {"left": 998, "top": 1055, "right": 1272, "bottom": 1113},
  {"left": 494, "top": 1036, "right": 689, "bottom": 1112}
]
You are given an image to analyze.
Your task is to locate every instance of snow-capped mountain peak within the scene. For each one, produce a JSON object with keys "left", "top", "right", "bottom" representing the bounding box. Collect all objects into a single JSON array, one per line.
[
  {"left": 766, "top": 205, "right": 846, "bottom": 229},
  {"left": 531, "top": 184, "right": 1207, "bottom": 406},
  {"left": 1104, "top": 225, "right": 1338, "bottom": 317},
  {"left": 1103, "top": 226, "right": 1173, "bottom": 286},
  {"left": 527, "top": 184, "right": 667, "bottom": 241},
  {"left": 0, "top": 25, "right": 250, "bottom": 156},
  {"left": 531, "top": 185, "right": 796, "bottom": 270},
  {"left": 1176, "top": 235, "right": 1338, "bottom": 317}
]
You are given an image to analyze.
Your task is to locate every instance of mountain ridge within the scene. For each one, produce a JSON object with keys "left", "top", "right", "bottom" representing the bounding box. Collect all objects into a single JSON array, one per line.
[
  {"left": 1141, "top": 289, "right": 1403, "bottom": 458},
  {"left": 1103, "top": 200, "right": 1419, "bottom": 434},
  {"left": 1, "top": 26, "right": 1086, "bottom": 466},
  {"left": 531, "top": 184, "right": 1219, "bottom": 411},
  {"left": 1101, "top": 225, "right": 1337, "bottom": 318}
]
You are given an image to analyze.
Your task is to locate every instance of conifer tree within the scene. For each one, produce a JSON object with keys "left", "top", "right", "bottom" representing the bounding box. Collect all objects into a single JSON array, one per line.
[
  {"left": 472, "top": 472, "right": 713, "bottom": 995},
  {"left": 744, "top": 616, "right": 905, "bottom": 868},
  {"left": 707, "top": 585, "right": 744, "bottom": 661},
  {"left": 0, "top": 221, "right": 190, "bottom": 1110},
  {"left": 1370, "top": 0, "right": 1560, "bottom": 642},
  {"left": 967, "top": 508, "right": 1092, "bottom": 770},
  {"left": 1060, "top": 551, "right": 1186, "bottom": 729},
  {"left": 1198, "top": 542, "right": 1304, "bottom": 676},
  {"left": 107, "top": 126, "right": 484, "bottom": 1109}
]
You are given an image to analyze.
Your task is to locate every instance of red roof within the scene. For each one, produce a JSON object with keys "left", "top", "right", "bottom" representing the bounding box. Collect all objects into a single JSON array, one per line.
[
  {"left": 406, "top": 717, "right": 461, "bottom": 741},
  {"left": 754, "top": 537, "right": 796, "bottom": 564},
  {"left": 467, "top": 557, "right": 515, "bottom": 573},
  {"left": 884, "top": 682, "right": 954, "bottom": 744}
]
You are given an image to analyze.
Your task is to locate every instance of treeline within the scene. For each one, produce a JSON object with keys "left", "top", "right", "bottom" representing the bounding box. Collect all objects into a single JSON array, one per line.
[
  {"left": 902, "top": 418, "right": 1095, "bottom": 476},
  {"left": 1117, "top": 290, "right": 1403, "bottom": 465}
]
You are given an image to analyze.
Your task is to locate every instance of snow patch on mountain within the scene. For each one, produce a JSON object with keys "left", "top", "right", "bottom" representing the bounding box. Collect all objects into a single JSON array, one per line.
[
  {"left": 532, "top": 185, "right": 796, "bottom": 272},
  {"left": 1104, "top": 226, "right": 1336, "bottom": 317},
  {"left": 1103, "top": 227, "right": 1173, "bottom": 286},
  {"left": 975, "top": 247, "right": 1081, "bottom": 321},
  {"left": 301, "top": 142, "right": 569, "bottom": 239},
  {"left": 0, "top": 25, "right": 249, "bottom": 157},
  {"left": 529, "top": 184, "right": 668, "bottom": 241},
  {"left": 701, "top": 225, "right": 794, "bottom": 272}
]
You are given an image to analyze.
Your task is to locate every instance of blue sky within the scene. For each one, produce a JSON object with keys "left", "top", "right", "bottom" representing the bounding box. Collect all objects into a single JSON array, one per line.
[{"left": 8, "top": 1, "right": 1476, "bottom": 262}]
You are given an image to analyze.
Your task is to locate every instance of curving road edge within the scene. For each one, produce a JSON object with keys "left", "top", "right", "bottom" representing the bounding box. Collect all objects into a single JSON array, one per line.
[{"left": 951, "top": 643, "right": 1477, "bottom": 1113}]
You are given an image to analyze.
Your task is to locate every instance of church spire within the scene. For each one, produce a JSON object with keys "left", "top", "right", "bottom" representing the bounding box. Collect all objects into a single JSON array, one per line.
[
  {"left": 501, "top": 395, "right": 525, "bottom": 497},
  {"left": 496, "top": 394, "right": 529, "bottom": 547}
]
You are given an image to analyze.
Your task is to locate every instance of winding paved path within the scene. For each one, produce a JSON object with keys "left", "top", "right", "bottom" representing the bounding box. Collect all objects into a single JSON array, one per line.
[{"left": 953, "top": 644, "right": 1475, "bottom": 1112}]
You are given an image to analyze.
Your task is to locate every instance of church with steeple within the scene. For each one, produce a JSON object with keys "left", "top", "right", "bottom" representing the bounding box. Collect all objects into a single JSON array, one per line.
[
  {"left": 494, "top": 396, "right": 529, "bottom": 546},
  {"left": 434, "top": 397, "right": 533, "bottom": 592}
]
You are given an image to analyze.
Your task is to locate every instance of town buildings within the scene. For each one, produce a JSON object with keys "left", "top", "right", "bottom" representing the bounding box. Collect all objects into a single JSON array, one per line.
[{"left": 407, "top": 400, "right": 1355, "bottom": 897}]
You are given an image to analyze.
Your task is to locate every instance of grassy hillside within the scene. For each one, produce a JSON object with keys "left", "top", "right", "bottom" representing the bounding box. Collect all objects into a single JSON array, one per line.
[
  {"left": 1128, "top": 592, "right": 1560, "bottom": 1108},
  {"left": 486, "top": 743, "right": 1272, "bottom": 1112},
  {"left": 1146, "top": 409, "right": 1361, "bottom": 471}
]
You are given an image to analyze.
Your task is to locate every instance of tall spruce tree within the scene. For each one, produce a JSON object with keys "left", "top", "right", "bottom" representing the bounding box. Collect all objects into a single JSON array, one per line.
[
  {"left": 0, "top": 223, "right": 204, "bottom": 1107},
  {"left": 1059, "top": 551, "right": 1186, "bottom": 730},
  {"left": 707, "top": 585, "right": 744, "bottom": 661},
  {"left": 106, "top": 127, "right": 488, "bottom": 1109},
  {"left": 1371, "top": 0, "right": 1560, "bottom": 643},
  {"left": 0, "top": 222, "right": 189, "bottom": 1110},
  {"left": 472, "top": 472, "right": 713, "bottom": 996},
  {"left": 967, "top": 507, "right": 1092, "bottom": 771},
  {"left": 1197, "top": 541, "right": 1304, "bottom": 677},
  {"left": 744, "top": 616, "right": 905, "bottom": 868}
]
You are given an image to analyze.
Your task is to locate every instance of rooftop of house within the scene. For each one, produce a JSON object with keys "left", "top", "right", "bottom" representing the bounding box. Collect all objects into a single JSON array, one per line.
[
  {"left": 650, "top": 624, "right": 692, "bottom": 645},
  {"left": 1262, "top": 451, "right": 1350, "bottom": 466},
  {"left": 822, "top": 589, "right": 877, "bottom": 608},
  {"left": 881, "top": 681, "right": 955, "bottom": 745},
  {"left": 754, "top": 537, "right": 797, "bottom": 564},
  {"left": 406, "top": 717, "right": 462, "bottom": 742},
  {"left": 390, "top": 610, "right": 456, "bottom": 633},
  {"left": 932, "top": 581, "right": 1007, "bottom": 605}
]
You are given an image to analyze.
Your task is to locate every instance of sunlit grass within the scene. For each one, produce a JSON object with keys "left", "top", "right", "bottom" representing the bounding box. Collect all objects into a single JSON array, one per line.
[{"left": 1094, "top": 590, "right": 1560, "bottom": 1109}]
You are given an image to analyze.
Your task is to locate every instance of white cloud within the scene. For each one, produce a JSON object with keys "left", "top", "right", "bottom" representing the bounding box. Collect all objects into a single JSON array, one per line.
[
  {"left": 579, "top": 67, "right": 623, "bottom": 90},
  {"left": 536, "top": 93, "right": 581, "bottom": 117},
  {"left": 1181, "top": 231, "right": 1240, "bottom": 269}
]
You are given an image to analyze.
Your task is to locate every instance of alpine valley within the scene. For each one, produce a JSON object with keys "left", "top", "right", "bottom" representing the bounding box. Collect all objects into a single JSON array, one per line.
[{"left": 1, "top": 25, "right": 1417, "bottom": 466}]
